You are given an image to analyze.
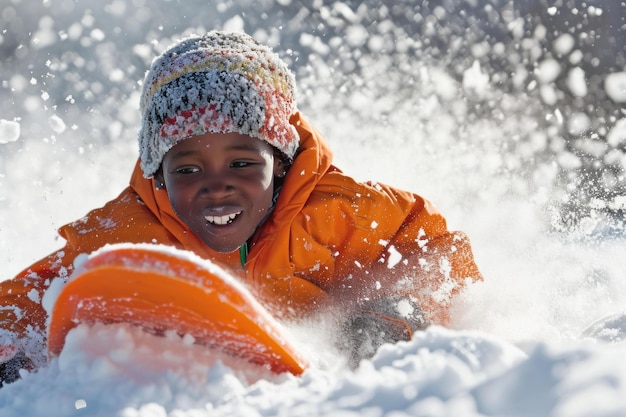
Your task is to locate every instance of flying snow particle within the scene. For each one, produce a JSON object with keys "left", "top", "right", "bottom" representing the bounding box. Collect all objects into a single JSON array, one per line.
[
  {"left": 368, "top": 35, "right": 385, "bottom": 53},
  {"left": 182, "top": 333, "right": 196, "bottom": 346},
  {"left": 104, "top": 0, "right": 127, "bottom": 16},
  {"left": 535, "top": 59, "right": 561, "bottom": 84},
  {"left": 566, "top": 67, "right": 587, "bottom": 97},
  {"left": 90, "top": 28, "right": 105, "bottom": 41},
  {"left": 512, "top": 65, "right": 528, "bottom": 89},
  {"left": 463, "top": 60, "right": 490, "bottom": 96},
  {"left": 567, "top": 112, "right": 591, "bottom": 135},
  {"left": 299, "top": 33, "right": 331, "bottom": 55},
  {"left": 609, "top": 195, "right": 626, "bottom": 211},
  {"left": 430, "top": 68, "right": 458, "bottom": 100},
  {"left": 346, "top": 25, "right": 369, "bottom": 47},
  {"left": 387, "top": 245, "right": 402, "bottom": 269},
  {"left": 553, "top": 33, "right": 575, "bottom": 55},
  {"left": 132, "top": 43, "right": 153, "bottom": 61},
  {"left": 0, "top": 119, "right": 20, "bottom": 143},
  {"left": 31, "top": 16, "right": 57, "bottom": 49},
  {"left": 41, "top": 277, "right": 66, "bottom": 316},
  {"left": 27, "top": 288, "right": 40, "bottom": 304},
  {"left": 569, "top": 50, "right": 583, "bottom": 65},
  {"left": 558, "top": 151, "right": 582, "bottom": 170},
  {"left": 540, "top": 84, "right": 558, "bottom": 106},
  {"left": 605, "top": 72, "right": 626, "bottom": 103},
  {"left": 396, "top": 298, "right": 415, "bottom": 318},
  {"left": 9, "top": 74, "right": 28, "bottom": 92},
  {"left": 222, "top": 15, "right": 245, "bottom": 33},
  {"left": 49, "top": 114, "right": 67, "bottom": 133},
  {"left": 607, "top": 119, "right": 626, "bottom": 147}
]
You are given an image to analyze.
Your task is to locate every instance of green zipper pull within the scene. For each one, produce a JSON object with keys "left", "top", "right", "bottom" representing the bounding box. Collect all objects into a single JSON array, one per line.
[{"left": 239, "top": 241, "right": 248, "bottom": 268}]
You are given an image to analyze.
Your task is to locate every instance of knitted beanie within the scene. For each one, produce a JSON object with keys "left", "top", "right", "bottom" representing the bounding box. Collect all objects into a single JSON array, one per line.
[{"left": 138, "top": 31, "right": 299, "bottom": 178}]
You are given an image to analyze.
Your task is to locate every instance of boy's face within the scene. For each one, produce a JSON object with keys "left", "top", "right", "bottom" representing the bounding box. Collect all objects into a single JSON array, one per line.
[{"left": 158, "top": 132, "right": 285, "bottom": 253}]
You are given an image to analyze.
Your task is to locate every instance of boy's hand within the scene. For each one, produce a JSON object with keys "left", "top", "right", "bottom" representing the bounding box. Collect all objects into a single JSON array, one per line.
[
  {"left": 0, "top": 346, "right": 32, "bottom": 388},
  {"left": 338, "top": 297, "right": 429, "bottom": 368}
]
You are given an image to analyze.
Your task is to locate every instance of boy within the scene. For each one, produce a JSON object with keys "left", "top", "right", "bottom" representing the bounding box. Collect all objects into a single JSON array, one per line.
[{"left": 0, "top": 31, "right": 482, "bottom": 384}]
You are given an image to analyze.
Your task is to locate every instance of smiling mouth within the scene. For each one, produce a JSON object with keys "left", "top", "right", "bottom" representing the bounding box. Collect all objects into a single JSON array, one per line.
[{"left": 204, "top": 211, "right": 242, "bottom": 225}]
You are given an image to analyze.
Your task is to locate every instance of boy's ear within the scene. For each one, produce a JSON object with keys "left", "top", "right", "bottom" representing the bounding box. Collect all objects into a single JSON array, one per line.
[
  {"left": 154, "top": 169, "right": 166, "bottom": 190},
  {"left": 273, "top": 155, "right": 288, "bottom": 178}
]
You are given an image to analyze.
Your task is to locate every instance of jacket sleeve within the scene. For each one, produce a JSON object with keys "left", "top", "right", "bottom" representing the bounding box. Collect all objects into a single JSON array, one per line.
[
  {"left": 315, "top": 179, "right": 483, "bottom": 365},
  {"left": 0, "top": 247, "right": 76, "bottom": 371},
  {"left": 371, "top": 194, "right": 483, "bottom": 325},
  {"left": 0, "top": 186, "right": 181, "bottom": 374},
  {"left": 301, "top": 175, "right": 483, "bottom": 326}
]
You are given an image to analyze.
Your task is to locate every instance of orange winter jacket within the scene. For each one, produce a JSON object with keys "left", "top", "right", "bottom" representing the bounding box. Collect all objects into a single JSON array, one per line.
[{"left": 0, "top": 112, "right": 482, "bottom": 365}]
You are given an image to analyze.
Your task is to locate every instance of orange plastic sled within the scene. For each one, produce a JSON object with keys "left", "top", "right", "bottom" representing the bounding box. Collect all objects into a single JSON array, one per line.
[{"left": 48, "top": 245, "right": 307, "bottom": 375}]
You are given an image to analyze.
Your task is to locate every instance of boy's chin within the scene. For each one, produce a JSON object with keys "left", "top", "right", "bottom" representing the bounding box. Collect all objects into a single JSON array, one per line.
[{"left": 203, "top": 239, "right": 245, "bottom": 254}]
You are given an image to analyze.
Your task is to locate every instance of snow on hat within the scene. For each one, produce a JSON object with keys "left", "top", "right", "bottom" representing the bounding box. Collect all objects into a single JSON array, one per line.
[{"left": 138, "top": 31, "right": 299, "bottom": 178}]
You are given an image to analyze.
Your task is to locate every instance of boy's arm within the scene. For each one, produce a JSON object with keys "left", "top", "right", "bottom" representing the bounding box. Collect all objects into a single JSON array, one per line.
[
  {"left": 327, "top": 181, "right": 482, "bottom": 323},
  {"left": 0, "top": 248, "right": 75, "bottom": 385},
  {"left": 351, "top": 228, "right": 482, "bottom": 325},
  {"left": 326, "top": 184, "right": 482, "bottom": 364}
]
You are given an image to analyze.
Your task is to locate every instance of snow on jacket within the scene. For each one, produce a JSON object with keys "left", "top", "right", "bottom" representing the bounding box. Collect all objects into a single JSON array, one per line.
[{"left": 0, "top": 112, "right": 482, "bottom": 367}]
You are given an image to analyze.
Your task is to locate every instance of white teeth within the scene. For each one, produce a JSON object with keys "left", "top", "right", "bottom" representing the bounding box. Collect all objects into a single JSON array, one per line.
[{"left": 204, "top": 211, "right": 241, "bottom": 225}]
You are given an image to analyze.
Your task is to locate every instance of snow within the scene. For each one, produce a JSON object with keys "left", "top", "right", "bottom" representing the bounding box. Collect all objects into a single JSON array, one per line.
[
  {"left": 553, "top": 33, "right": 575, "bottom": 55},
  {"left": 535, "top": 59, "right": 561, "bottom": 84},
  {"left": 1, "top": 0, "right": 626, "bottom": 415},
  {"left": 48, "top": 114, "right": 66, "bottom": 134},
  {"left": 0, "top": 119, "right": 20, "bottom": 144},
  {"left": 607, "top": 119, "right": 626, "bottom": 148},
  {"left": 605, "top": 72, "right": 626, "bottom": 103},
  {"left": 566, "top": 67, "right": 587, "bottom": 98}
]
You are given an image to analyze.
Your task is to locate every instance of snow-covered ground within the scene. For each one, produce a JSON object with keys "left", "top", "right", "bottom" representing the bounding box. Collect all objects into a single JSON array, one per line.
[{"left": 1, "top": 0, "right": 626, "bottom": 415}]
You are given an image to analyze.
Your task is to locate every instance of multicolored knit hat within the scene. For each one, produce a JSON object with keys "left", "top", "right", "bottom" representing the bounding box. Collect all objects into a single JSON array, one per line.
[{"left": 138, "top": 31, "right": 299, "bottom": 178}]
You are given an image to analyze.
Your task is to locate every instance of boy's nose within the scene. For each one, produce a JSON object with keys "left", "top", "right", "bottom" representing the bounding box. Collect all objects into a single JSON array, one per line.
[{"left": 200, "top": 171, "right": 235, "bottom": 196}]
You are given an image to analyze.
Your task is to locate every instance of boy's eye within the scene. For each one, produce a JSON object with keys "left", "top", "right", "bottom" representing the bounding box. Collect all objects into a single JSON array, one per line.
[
  {"left": 231, "top": 161, "right": 252, "bottom": 168},
  {"left": 175, "top": 166, "right": 200, "bottom": 174}
]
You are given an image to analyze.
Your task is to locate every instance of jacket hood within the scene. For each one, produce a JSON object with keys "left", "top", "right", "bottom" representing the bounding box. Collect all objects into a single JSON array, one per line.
[
  {"left": 257, "top": 112, "right": 336, "bottom": 238},
  {"left": 129, "top": 112, "right": 335, "bottom": 258}
]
